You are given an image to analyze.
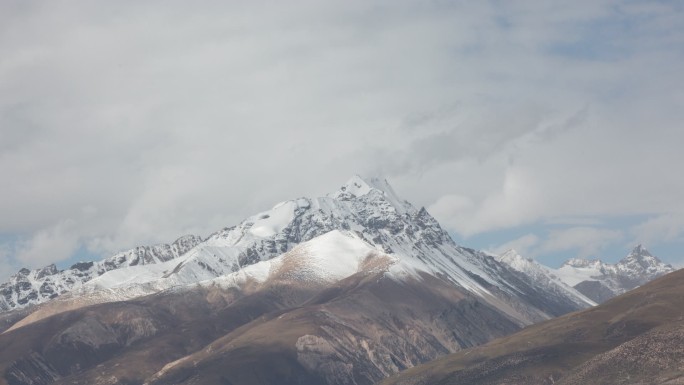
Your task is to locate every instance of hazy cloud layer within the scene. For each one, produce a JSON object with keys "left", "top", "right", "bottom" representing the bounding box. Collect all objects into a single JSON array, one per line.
[{"left": 1, "top": 1, "right": 683, "bottom": 278}]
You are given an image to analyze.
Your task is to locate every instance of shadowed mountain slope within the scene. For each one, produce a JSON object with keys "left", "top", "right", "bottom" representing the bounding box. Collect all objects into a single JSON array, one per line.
[{"left": 381, "top": 267, "right": 684, "bottom": 385}]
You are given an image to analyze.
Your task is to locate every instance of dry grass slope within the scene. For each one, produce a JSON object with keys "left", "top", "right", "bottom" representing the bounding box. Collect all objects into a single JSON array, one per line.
[{"left": 381, "top": 268, "right": 684, "bottom": 385}]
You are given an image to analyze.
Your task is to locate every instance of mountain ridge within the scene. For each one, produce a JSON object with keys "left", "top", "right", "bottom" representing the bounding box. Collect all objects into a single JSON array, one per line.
[
  {"left": 0, "top": 234, "right": 203, "bottom": 312},
  {"left": 4, "top": 177, "right": 673, "bottom": 314}
]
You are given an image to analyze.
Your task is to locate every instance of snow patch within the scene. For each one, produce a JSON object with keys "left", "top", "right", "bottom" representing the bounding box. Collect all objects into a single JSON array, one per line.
[
  {"left": 554, "top": 264, "right": 604, "bottom": 287},
  {"left": 248, "top": 201, "right": 297, "bottom": 237},
  {"left": 209, "top": 230, "right": 382, "bottom": 289}
]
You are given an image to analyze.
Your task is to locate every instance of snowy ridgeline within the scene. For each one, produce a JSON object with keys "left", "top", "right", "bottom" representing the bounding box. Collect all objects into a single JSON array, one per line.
[
  {"left": 2, "top": 175, "right": 638, "bottom": 318},
  {"left": 0, "top": 235, "right": 203, "bottom": 311},
  {"left": 2, "top": 175, "right": 455, "bottom": 311},
  {"left": 497, "top": 245, "right": 675, "bottom": 304}
]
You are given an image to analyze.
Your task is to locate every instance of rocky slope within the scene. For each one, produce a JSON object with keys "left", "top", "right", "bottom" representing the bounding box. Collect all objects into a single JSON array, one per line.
[
  {"left": 553, "top": 245, "right": 675, "bottom": 303},
  {"left": 145, "top": 233, "right": 527, "bottom": 385},
  {"left": 380, "top": 267, "right": 684, "bottom": 385}
]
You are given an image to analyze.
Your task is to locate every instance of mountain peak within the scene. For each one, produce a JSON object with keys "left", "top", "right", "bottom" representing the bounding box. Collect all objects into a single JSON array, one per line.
[
  {"left": 621, "top": 244, "right": 656, "bottom": 265},
  {"left": 618, "top": 244, "right": 673, "bottom": 275},
  {"left": 627, "top": 244, "right": 651, "bottom": 258},
  {"left": 334, "top": 175, "right": 388, "bottom": 197},
  {"left": 496, "top": 249, "right": 533, "bottom": 271},
  {"left": 330, "top": 175, "right": 414, "bottom": 214},
  {"left": 498, "top": 249, "right": 524, "bottom": 262}
]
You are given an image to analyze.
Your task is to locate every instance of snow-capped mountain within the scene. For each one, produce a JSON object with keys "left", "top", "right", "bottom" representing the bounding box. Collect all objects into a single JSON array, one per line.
[
  {"left": 553, "top": 244, "right": 675, "bottom": 303},
  {"left": 0, "top": 176, "right": 611, "bottom": 385},
  {"left": 1, "top": 176, "right": 593, "bottom": 326},
  {"left": 67, "top": 176, "right": 442, "bottom": 295},
  {"left": 2, "top": 176, "right": 429, "bottom": 314},
  {"left": 0, "top": 235, "right": 202, "bottom": 311},
  {"left": 495, "top": 249, "right": 596, "bottom": 307},
  {"left": 84, "top": 176, "right": 602, "bottom": 321}
]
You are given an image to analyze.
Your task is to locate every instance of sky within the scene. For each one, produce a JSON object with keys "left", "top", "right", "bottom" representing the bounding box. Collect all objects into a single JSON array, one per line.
[{"left": 1, "top": 0, "right": 684, "bottom": 280}]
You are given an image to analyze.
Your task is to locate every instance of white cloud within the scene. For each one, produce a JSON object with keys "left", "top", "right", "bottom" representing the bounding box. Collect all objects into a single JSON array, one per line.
[
  {"left": 630, "top": 214, "right": 684, "bottom": 245},
  {"left": 428, "top": 194, "right": 474, "bottom": 221},
  {"left": 488, "top": 227, "right": 624, "bottom": 263},
  {"left": 538, "top": 227, "right": 624, "bottom": 259},
  {"left": 0, "top": 1, "right": 683, "bottom": 278},
  {"left": 429, "top": 165, "right": 545, "bottom": 237},
  {"left": 489, "top": 234, "right": 540, "bottom": 257},
  {"left": 15, "top": 219, "right": 80, "bottom": 267}
]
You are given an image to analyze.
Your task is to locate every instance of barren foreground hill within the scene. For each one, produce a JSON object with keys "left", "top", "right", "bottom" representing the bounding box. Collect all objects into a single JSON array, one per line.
[{"left": 381, "top": 267, "right": 684, "bottom": 385}]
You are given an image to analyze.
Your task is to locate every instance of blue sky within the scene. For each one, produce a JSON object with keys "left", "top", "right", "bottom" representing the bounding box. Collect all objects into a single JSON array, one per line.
[{"left": 1, "top": 0, "right": 684, "bottom": 279}]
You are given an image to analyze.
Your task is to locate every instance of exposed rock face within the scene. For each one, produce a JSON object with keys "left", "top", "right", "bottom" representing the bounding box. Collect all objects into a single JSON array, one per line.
[{"left": 554, "top": 245, "right": 675, "bottom": 303}]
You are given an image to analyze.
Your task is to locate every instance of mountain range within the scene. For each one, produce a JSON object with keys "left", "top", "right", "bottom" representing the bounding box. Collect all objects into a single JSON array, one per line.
[
  {"left": 0, "top": 176, "right": 676, "bottom": 385},
  {"left": 552, "top": 244, "right": 674, "bottom": 303}
]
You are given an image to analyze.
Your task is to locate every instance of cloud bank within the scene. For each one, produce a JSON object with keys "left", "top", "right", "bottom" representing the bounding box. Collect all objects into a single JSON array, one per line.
[{"left": 1, "top": 0, "right": 683, "bottom": 277}]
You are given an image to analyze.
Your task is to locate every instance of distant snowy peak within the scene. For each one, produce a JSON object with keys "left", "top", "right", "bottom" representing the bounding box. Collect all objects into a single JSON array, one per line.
[
  {"left": 559, "top": 245, "right": 673, "bottom": 279},
  {"left": 554, "top": 245, "right": 675, "bottom": 303},
  {"left": 618, "top": 244, "right": 673, "bottom": 278},
  {"left": 496, "top": 249, "right": 546, "bottom": 280},
  {"left": 496, "top": 249, "right": 596, "bottom": 307},
  {"left": 629, "top": 244, "right": 650, "bottom": 257}
]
